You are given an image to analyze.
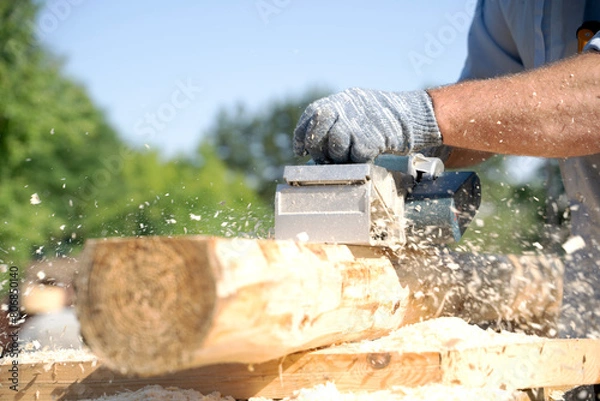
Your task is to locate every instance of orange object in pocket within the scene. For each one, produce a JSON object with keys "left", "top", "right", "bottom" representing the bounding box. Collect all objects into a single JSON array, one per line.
[{"left": 577, "top": 21, "right": 600, "bottom": 53}]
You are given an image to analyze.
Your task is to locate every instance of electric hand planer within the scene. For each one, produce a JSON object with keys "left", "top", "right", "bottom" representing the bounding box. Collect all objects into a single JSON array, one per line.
[{"left": 274, "top": 154, "right": 481, "bottom": 248}]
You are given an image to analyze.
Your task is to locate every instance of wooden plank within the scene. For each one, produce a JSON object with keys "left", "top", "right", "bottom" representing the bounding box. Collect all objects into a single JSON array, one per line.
[
  {"left": 12, "top": 350, "right": 441, "bottom": 400},
  {"left": 442, "top": 339, "right": 600, "bottom": 389},
  {"left": 9, "top": 338, "right": 600, "bottom": 400},
  {"left": 75, "top": 236, "right": 564, "bottom": 377}
]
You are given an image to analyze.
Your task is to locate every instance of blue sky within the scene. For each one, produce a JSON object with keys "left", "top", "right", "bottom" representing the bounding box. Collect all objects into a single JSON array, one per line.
[{"left": 38, "top": 0, "right": 476, "bottom": 157}]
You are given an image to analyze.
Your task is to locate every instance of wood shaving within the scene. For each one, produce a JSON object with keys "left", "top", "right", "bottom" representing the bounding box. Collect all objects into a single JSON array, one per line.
[
  {"left": 81, "top": 382, "right": 523, "bottom": 401},
  {"left": 81, "top": 385, "right": 235, "bottom": 401},
  {"left": 252, "top": 382, "right": 524, "bottom": 401},
  {"left": 0, "top": 347, "right": 97, "bottom": 365},
  {"left": 332, "top": 317, "right": 543, "bottom": 353}
]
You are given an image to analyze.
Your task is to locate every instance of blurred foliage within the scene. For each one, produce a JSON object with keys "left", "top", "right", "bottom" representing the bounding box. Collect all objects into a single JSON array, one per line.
[
  {"left": 202, "top": 89, "right": 330, "bottom": 202},
  {"left": 0, "top": 2, "right": 266, "bottom": 292},
  {"left": 456, "top": 156, "right": 569, "bottom": 255},
  {"left": 79, "top": 144, "right": 270, "bottom": 242},
  {"left": 0, "top": 1, "right": 123, "bottom": 266}
]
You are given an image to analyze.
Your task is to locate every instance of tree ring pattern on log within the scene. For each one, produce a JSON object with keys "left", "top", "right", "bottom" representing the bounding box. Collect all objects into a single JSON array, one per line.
[{"left": 76, "top": 237, "right": 216, "bottom": 376}]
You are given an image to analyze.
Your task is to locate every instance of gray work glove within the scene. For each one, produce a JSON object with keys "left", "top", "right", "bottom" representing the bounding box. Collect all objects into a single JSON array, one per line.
[{"left": 293, "top": 88, "right": 443, "bottom": 164}]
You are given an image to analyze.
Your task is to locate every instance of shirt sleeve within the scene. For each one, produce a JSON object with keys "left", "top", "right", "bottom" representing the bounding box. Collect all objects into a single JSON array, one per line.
[
  {"left": 583, "top": 30, "right": 600, "bottom": 52},
  {"left": 459, "top": 0, "right": 526, "bottom": 81}
]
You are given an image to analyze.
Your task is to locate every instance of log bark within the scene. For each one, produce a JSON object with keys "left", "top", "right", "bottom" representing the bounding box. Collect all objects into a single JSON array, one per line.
[{"left": 75, "top": 236, "right": 563, "bottom": 376}]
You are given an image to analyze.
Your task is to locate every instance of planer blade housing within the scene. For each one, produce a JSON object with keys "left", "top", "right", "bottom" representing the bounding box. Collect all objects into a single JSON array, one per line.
[{"left": 274, "top": 154, "right": 481, "bottom": 248}]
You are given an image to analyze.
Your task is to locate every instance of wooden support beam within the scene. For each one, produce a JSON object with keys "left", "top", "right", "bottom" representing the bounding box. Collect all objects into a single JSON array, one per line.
[
  {"left": 10, "top": 337, "right": 600, "bottom": 400},
  {"left": 443, "top": 339, "right": 600, "bottom": 389},
  {"left": 75, "top": 236, "right": 563, "bottom": 377}
]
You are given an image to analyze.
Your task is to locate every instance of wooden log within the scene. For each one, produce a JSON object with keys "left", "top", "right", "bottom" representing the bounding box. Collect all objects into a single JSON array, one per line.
[
  {"left": 75, "top": 236, "right": 563, "bottom": 376},
  {"left": 75, "top": 236, "right": 408, "bottom": 376},
  {"left": 9, "top": 337, "right": 600, "bottom": 400},
  {"left": 395, "top": 249, "right": 564, "bottom": 335}
]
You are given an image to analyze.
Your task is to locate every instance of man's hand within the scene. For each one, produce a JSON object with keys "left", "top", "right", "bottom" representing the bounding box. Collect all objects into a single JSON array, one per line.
[{"left": 293, "top": 88, "right": 443, "bottom": 164}]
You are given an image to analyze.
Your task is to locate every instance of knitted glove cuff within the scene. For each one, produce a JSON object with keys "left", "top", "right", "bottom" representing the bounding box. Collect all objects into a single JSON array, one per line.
[{"left": 403, "top": 90, "right": 443, "bottom": 152}]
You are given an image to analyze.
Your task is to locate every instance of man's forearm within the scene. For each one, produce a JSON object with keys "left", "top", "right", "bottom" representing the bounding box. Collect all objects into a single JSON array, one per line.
[
  {"left": 429, "top": 52, "right": 600, "bottom": 158},
  {"left": 444, "top": 147, "right": 493, "bottom": 168}
]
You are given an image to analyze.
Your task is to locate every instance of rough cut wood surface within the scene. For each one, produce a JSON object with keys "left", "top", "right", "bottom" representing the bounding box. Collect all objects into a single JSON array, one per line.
[
  {"left": 76, "top": 236, "right": 408, "bottom": 376},
  {"left": 75, "top": 236, "right": 563, "bottom": 376},
  {"left": 396, "top": 249, "right": 563, "bottom": 335},
  {"left": 7, "top": 319, "right": 600, "bottom": 400}
]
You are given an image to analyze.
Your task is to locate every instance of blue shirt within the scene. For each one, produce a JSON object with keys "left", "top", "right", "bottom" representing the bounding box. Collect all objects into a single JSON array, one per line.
[
  {"left": 461, "top": 0, "right": 600, "bottom": 77},
  {"left": 459, "top": 0, "right": 600, "bottom": 250}
]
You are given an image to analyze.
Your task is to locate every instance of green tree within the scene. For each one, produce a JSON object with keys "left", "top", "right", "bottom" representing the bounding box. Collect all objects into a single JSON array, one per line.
[
  {"left": 84, "top": 145, "right": 268, "bottom": 241},
  {"left": 0, "top": 1, "right": 124, "bottom": 266},
  {"left": 204, "top": 88, "right": 330, "bottom": 202},
  {"left": 456, "top": 156, "right": 568, "bottom": 255},
  {"left": 0, "top": 1, "right": 266, "bottom": 287}
]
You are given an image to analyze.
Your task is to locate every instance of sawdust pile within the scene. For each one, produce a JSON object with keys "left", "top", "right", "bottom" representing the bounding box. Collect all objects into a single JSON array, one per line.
[
  {"left": 82, "top": 385, "right": 235, "bottom": 401},
  {"left": 11, "top": 347, "right": 98, "bottom": 364},
  {"left": 81, "top": 383, "right": 519, "bottom": 401},
  {"left": 253, "top": 382, "right": 523, "bottom": 401},
  {"left": 337, "top": 316, "right": 543, "bottom": 353},
  {"left": 83, "top": 382, "right": 523, "bottom": 401}
]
